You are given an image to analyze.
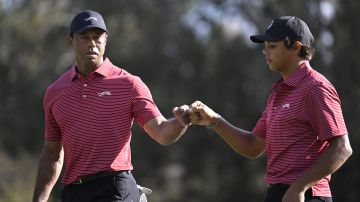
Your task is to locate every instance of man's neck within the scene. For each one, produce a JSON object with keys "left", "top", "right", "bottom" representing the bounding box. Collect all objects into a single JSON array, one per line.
[{"left": 76, "top": 58, "right": 104, "bottom": 78}]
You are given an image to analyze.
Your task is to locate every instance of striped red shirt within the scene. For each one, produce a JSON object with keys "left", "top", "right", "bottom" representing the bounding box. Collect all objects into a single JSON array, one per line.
[
  {"left": 252, "top": 62, "right": 348, "bottom": 197},
  {"left": 44, "top": 58, "right": 162, "bottom": 184}
]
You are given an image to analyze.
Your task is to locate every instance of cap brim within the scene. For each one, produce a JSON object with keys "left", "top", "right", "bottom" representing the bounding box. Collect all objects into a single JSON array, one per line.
[
  {"left": 250, "top": 34, "right": 283, "bottom": 43},
  {"left": 73, "top": 25, "right": 108, "bottom": 34}
]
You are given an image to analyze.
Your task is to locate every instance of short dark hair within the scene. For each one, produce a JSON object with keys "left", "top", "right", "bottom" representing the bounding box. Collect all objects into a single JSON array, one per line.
[
  {"left": 284, "top": 39, "right": 315, "bottom": 60},
  {"left": 299, "top": 45, "right": 315, "bottom": 60}
]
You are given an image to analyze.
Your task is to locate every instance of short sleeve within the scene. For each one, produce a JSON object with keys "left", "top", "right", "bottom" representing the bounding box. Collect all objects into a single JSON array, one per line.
[
  {"left": 252, "top": 109, "right": 268, "bottom": 139},
  {"left": 305, "top": 83, "right": 348, "bottom": 141},
  {"left": 131, "top": 77, "right": 162, "bottom": 127},
  {"left": 43, "top": 88, "right": 62, "bottom": 141}
]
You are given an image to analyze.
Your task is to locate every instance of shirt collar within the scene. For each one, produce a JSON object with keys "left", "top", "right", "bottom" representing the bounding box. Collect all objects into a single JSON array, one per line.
[
  {"left": 272, "top": 61, "right": 312, "bottom": 90},
  {"left": 69, "top": 58, "right": 113, "bottom": 81}
]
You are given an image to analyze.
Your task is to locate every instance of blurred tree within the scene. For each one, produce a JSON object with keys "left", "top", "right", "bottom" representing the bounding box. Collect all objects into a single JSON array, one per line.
[
  {"left": 327, "top": 0, "right": 360, "bottom": 201},
  {"left": 0, "top": 0, "right": 72, "bottom": 154}
]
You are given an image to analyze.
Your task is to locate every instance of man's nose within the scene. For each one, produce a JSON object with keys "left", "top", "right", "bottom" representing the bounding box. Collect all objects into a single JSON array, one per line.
[
  {"left": 86, "top": 35, "right": 97, "bottom": 47},
  {"left": 88, "top": 39, "right": 96, "bottom": 47}
]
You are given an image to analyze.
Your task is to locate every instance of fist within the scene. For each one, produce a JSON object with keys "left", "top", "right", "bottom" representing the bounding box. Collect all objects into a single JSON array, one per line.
[{"left": 172, "top": 105, "right": 191, "bottom": 126}]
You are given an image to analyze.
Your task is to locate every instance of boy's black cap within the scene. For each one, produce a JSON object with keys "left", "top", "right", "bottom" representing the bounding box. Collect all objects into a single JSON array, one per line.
[
  {"left": 70, "top": 10, "right": 107, "bottom": 34},
  {"left": 250, "top": 16, "right": 314, "bottom": 45}
]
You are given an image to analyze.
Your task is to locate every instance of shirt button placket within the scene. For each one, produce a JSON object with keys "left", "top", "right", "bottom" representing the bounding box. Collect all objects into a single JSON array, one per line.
[{"left": 82, "top": 83, "right": 88, "bottom": 99}]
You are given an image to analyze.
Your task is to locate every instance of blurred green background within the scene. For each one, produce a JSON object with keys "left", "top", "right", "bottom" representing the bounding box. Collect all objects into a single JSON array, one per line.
[{"left": 0, "top": 0, "right": 359, "bottom": 201}]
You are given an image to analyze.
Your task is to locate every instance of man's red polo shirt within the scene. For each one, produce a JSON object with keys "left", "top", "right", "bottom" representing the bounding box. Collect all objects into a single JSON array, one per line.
[
  {"left": 252, "top": 62, "right": 348, "bottom": 197},
  {"left": 44, "top": 58, "right": 162, "bottom": 184}
]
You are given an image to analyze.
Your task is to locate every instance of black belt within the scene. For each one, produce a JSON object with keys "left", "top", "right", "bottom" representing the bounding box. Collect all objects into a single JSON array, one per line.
[
  {"left": 267, "top": 183, "right": 290, "bottom": 188},
  {"left": 72, "top": 170, "right": 129, "bottom": 185}
]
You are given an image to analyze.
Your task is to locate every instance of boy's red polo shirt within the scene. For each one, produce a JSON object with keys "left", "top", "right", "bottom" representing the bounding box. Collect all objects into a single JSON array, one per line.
[{"left": 253, "top": 62, "right": 348, "bottom": 197}]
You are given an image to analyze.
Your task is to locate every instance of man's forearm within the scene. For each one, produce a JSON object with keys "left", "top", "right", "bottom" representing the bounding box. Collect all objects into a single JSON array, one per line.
[
  {"left": 158, "top": 117, "right": 188, "bottom": 145},
  {"left": 33, "top": 149, "right": 63, "bottom": 202}
]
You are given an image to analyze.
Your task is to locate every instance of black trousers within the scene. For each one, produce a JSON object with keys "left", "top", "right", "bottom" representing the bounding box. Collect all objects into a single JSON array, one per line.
[
  {"left": 264, "top": 184, "right": 333, "bottom": 202},
  {"left": 61, "top": 171, "right": 140, "bottom": 202}
]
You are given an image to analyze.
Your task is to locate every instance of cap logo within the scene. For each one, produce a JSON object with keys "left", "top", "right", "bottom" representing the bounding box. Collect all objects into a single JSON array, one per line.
[
  {"left": 84, "top": 17, "right": 98, "bottom": 22},
  {"left": 267, "top": 20, "right": 274, "bottom": 30}
]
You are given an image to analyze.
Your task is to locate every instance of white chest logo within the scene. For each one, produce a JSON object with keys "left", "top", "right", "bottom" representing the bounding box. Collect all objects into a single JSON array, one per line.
[
  {"left": 98, "top": 91, "right": 111, "bottom": 97},
  {"left": 282, "top": 103, "right": 290, "bottom": 109}
]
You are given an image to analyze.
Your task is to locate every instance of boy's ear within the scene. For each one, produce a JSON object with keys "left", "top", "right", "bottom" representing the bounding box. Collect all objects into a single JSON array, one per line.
[{"left": 293, "top": 41, "right": 302, "bottom": 49}]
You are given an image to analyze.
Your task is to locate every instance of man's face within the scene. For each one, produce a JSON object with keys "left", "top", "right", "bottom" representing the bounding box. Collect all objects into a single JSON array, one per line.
[{"left": 69, "top": 28, "right": 108, "bottom": 69}]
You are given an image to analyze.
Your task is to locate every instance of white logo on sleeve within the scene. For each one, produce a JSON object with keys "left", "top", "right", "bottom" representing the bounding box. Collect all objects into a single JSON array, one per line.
[{"left": 98, "top": 91, "right": 111, "bottom": 97}]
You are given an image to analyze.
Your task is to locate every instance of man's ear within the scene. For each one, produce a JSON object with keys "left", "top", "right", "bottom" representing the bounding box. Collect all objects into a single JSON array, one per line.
[
  {"left": 104, "top": 33, "right": 108, "bottom": 44},
  {"left": 66, "top": 34, "right": 73, "bottom": 47}
]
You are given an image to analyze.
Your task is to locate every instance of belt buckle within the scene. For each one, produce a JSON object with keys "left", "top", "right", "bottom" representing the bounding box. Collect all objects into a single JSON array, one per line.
[{"left": 72, "top": 179, "right": 83, "bottom": 184}]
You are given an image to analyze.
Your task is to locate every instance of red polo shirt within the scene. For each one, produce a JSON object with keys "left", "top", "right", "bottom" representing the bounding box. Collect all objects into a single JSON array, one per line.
[
  {"left": 44, "top": 58, "right": 162, "bottom": 184},
  {"left": 252, "top": 62, "right": 348, "bottom": 197}
]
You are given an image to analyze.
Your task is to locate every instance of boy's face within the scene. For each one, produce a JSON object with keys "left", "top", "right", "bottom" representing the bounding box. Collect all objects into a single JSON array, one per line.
[{"left": 262, "top": 41, "right": 294, "bottom": 73}]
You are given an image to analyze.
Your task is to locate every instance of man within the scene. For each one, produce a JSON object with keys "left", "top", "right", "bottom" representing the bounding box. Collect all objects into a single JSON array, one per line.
[
  {"left": 184, "top": 16, "right": 352, "bottom": 202},
  {"left": 32, "top": 10, "right": 189, "bottom": 202}
]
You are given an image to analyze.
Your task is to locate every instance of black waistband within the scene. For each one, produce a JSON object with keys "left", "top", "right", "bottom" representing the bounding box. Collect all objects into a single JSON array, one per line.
[
  {"left": 71, "top": 170, "right": 129, "bottom": 185},
  {"left": 267, "top": 183, "right": 290, "bottom": 188}
]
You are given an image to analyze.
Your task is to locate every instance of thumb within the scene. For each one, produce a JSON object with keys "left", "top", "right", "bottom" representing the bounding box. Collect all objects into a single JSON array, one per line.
[{"left": 172, "top": 107, "right": 186, "bottom": 116}]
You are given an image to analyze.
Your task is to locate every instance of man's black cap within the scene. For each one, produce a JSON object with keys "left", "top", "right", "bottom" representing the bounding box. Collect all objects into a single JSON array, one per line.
[
  {"left": 70, "top": 10, "right": 107, "bottom": 34},
  {"left": 250, "top": 16, "right": 314, "bottom": 46}
]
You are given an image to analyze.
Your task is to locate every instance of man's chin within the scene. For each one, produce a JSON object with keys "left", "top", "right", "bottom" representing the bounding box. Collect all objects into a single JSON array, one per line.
[{"left": 85, "top": 57, "right": 103, "bottom": 66}]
